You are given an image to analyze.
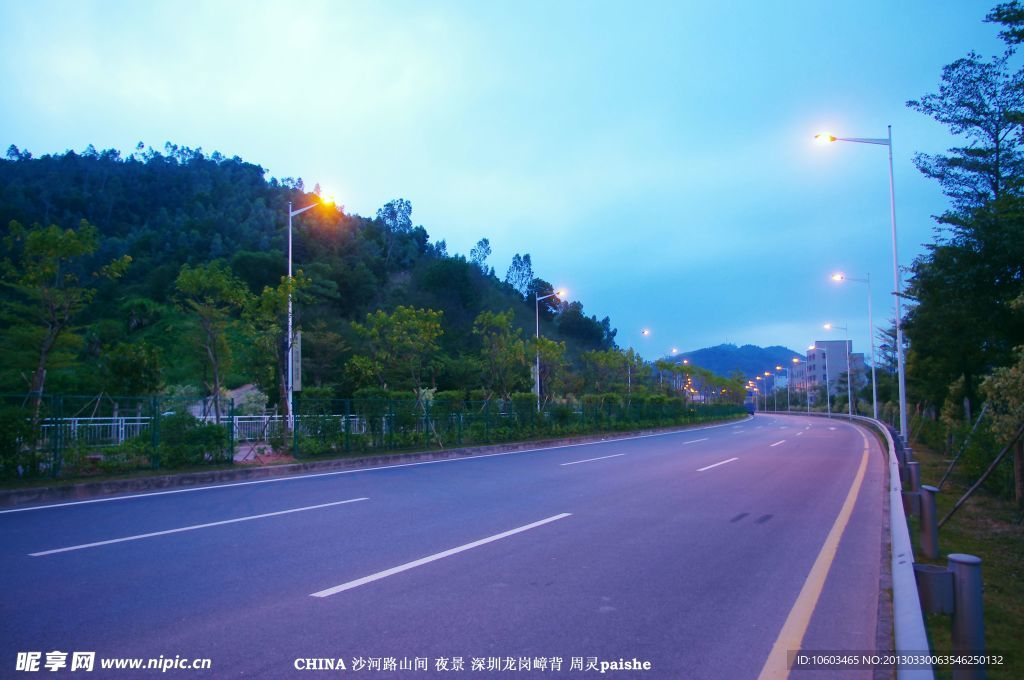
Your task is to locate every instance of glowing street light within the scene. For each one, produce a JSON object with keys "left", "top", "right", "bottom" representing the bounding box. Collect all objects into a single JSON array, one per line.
[
  {"left": 285, "top": 193, "right": 332, "bottom": 432},
  {"left": 832, "top": 271, "right": 878, "bottom": 419},
  {"left": 535, "top": 288, "right": 566, "bottom": 411},
  {"left": 814, "top": 127, "right": 907, "bottom": 442}
]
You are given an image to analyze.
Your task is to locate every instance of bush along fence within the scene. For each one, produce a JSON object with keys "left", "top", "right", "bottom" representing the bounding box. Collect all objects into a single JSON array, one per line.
[
  {"left": 0, "top": 393, "right": 236, "bottom": 480},
  {"left": 0, "top": 392, "right": 745, "bottom": 481},
  {"left": 290, "top": 394, "right": 744, "bottom": 458}
]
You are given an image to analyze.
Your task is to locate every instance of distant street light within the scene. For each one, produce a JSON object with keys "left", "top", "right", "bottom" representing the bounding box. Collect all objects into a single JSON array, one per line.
[
  {"left": 775, "top": 363, "right": 793, "bottom": 412},
  {"left": 286, "top": 194, "right": 333, "bottom": 431},
  {"left": 815, "top": 127, "right": 907, "bottom": 443},
  {"left": 535, "top": 288, "right": 566, "bottom": 411},
  {"left": 832, "top": 272, "right": 878, "bottom": 420},
  {"left": 824, "top": 323, "right": 854, "bottom": 419}
]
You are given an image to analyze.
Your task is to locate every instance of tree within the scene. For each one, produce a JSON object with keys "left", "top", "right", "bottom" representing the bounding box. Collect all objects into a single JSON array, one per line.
[
  {"left": 533, "top": 336, "right": 568, "bottom": 404},
  {"left": 581, "top": 348, "right": 626, "bottom": 393},
  {"left": 303, "top": 320, "right": 348, "bottom": 388},
  {"left": 472, "top": 309, "right": 528, "bottom": 400},
  {"left": 0, "top": 220, "right": 130, "bottom": 413},
  {"left": 376, "top": 198, "right": 413, "bottom": 268},
  {"left": 349, "top": 306, "right": 443, "bottom": 393},
  {"left": 469, "top": 238, "right": 491, "bottom": 273},
  {"left": 242, "top": 273, "right": 310, "bottom": 419},
  {"left": 904, "top": 48, "right": 1024, "bottom": 408},
  {"left": 175, "top": 261, "right": 250, "bottom": 422},
  {"left": 907, "top": 51, "right": 1024, "bottom": 213},
  {"left": 504, "top": 253, "right": 533, "bottom": 297},
  {"left": 987, "top": 1, "right": 1024, "bottom": 44}
]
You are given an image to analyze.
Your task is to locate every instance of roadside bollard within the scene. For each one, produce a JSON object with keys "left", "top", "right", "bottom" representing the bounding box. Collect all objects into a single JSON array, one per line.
[
  {"left": 902, "top": 490, "right": 921, "bottom": 517},
  {"left": 949, "top": 554, "right": 985, "bottom": 680},
  {"left": 919, "top": 485, "right": 939, "bottom": 559},
  {"left": 908, "top": 461, "right": 921, "bottom": 493}
]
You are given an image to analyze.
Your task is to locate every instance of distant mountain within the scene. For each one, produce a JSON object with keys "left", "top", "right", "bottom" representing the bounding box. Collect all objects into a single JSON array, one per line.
[{"left": 667, "top": 344, "right": 803, "bottom": 379}]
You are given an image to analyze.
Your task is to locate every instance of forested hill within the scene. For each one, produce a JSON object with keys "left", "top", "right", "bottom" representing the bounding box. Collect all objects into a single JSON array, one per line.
[
  {"left": 673, "top": 344, "right": 803, "bottom": 379},
  {"left": 0, "top": 144, "right": 626, "bottom": 402}
]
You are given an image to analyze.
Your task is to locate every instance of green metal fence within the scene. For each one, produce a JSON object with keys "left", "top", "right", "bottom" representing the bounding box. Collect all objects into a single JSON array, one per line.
[
  {"left": 0, "top": 394, "right": 235, "bottom": 481},
  {"left": 292, "top": 395, "right": 744, "bottom": 458},
  {"left": 0, "top": 392, "right": 744, "bottom": 481}
]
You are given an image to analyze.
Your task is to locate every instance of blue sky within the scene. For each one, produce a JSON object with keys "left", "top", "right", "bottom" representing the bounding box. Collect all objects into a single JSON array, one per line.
[{"left": 0, "top": 0, "right": 1005, "bottom": 361}]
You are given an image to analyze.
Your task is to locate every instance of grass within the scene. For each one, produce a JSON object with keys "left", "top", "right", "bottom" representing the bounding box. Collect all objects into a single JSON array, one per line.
[{"left": 906, "top": 441, "right": 1023, "bottom": 680}]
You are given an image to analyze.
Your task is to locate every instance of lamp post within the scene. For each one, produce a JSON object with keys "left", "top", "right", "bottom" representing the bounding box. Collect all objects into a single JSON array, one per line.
[
  {"left": 824, "top": 323, "right": 854, "bottom": 418},
  {"left": 810, "top": 344, "right": 831, "bottom": 417},
  {"left": 286, "top": 196, "right": 331, "bottom": 431},
  {"left": 765, "top": 371, "right": 775, "bottom": 411},
  {"left": 775, "top": 363, "right": 793, "bottom": 412},
  {"left": 815, "top": 128, "right": 907, "bottom": 443},
  {"left": 832, "top": 272, "right": 878, "bottom": 420},
  {"left": 534, "top": 288, "right": 565, "bottom": 411}
]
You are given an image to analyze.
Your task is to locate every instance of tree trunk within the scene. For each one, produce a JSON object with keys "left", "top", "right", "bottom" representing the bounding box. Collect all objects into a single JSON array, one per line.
[{"left": 1015, "top": 437, "right": 1023, "bottom": 507}]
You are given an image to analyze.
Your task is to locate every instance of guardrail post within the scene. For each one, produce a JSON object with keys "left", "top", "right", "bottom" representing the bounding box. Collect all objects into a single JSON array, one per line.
[
  {"left": 948, "top": 554, "right": 985, "bottom": 679},
  {"left": 908, "top": 461, "right": 921, "bottom": 493},
  {"left": 919, "top": 485, "right": 939, "bottom": 559}
]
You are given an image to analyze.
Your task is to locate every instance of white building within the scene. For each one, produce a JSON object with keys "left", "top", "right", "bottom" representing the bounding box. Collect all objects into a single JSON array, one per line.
[{"left": 805, "top": 340, "right": 866, "bottom": 398}]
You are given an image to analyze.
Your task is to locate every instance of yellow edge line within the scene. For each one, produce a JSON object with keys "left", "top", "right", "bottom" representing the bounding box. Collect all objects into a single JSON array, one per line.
[{"left": 756, "top": 431, "right": 871, "bottom": 680}]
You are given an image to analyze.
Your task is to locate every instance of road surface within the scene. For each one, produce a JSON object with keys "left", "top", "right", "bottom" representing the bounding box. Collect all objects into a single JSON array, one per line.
[{"left": 1, "top": 413, "right": 886, "bottom": 678}]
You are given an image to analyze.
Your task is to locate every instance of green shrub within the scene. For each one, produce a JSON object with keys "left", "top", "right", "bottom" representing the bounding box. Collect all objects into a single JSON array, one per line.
[
  {"left": 0, "top": 406, "right": 39, "bottom": 479},
  {"left": 158, "top": 412, "right": 230, "bottom": 468},
  {"left": 98, "top": 437, "right": 152, "bottom": 474}
]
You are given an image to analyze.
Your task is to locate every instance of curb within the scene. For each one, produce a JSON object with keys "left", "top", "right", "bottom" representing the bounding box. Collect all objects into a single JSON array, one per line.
[{"left": 0, "top": 416, "right": 747, "bottom": 509}]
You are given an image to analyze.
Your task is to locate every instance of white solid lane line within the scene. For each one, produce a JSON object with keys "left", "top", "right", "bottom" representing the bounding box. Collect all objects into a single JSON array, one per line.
[
  {"left": 30, "top": 498, "right": 369, "bottom": 557},
  {"left": 560, "top": 454, "right": 625, "bottom": 467},
  {"left": 769, "top": 440, "right": 786, "bottom": 447},
  {"left": 697, "top": 457, "right": 738, "bottom": 472},
  {"left": 683, "top": 438, "right": 709, "bottom": 444},
  {"left": 310, "top": 513, "right": 572, "bottom": 598}
]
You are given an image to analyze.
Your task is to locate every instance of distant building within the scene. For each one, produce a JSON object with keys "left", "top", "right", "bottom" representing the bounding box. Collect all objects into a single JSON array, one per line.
[{"left": 805, "top": 341, "right": 866, "bottom": 398}]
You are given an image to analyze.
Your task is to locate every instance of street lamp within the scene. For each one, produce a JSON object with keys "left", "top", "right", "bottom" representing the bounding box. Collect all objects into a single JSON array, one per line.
[
  {"left": 824, "top": 323, "right": 854, "bottom": 419},
  {"left": 815, "top": 127, "right": 907, "bottom": 443},
  {"left": 755, "top": 376, "right": 764, "bottom": 411},
  {"left": 535, "top": 288, "right": 566, "bottom": 411},
  {"left": 832, "top": 272, "right": 878, "bottom": 420},
  {"left": 775, "top": 364, "right": 792, "bottom": 412},
  {"left": 286, "top": 195, "right": 333, "bottom": 431},
  {"left": 765, "top": 371, "right": 776, "bottom": 411},
  {"left": 809, "top": 344, "right": 831, "bottom": 418},
  {"left": 788, "top": 357, "right": 800, "bottom": 413}
]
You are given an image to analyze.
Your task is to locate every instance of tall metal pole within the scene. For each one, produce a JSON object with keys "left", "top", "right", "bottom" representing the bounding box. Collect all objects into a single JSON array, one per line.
[
  {"left": 888, "top": 126, "right": 909, "bottom": 443},
  {"left": 287, "top": 202, "right": 294, "bottom": 432},
  {"left": 844, "top": 327, "right": 853, "bottom": 418},
  {"left": 785, "top": 369, "right": 790, "bottom": 411},
  {"left": 824, "top": 350, "right": 831, "bottom": 418},
  {"left": 867, "top": 274, "right": 878, "bottom": 420},
  {"left": 535, "top": 294, "right": 541, "bottom": 412}
]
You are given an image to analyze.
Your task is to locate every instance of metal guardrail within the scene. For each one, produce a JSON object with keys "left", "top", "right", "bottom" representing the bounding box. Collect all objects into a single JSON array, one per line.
[{"left": 761, "top": 410, "right": 934, "bottom": 679}]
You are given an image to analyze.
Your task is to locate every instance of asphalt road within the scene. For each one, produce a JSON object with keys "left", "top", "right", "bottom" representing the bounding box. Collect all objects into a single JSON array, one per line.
[{"left": 1, "top": 414, "right": 886, "bottom": 678}]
